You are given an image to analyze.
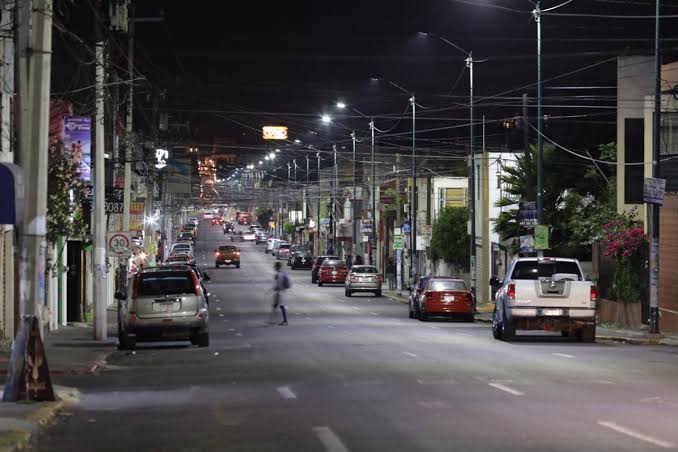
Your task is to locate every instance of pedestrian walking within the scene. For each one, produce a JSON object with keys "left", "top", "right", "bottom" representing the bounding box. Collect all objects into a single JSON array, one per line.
[
  {"left": 272, "top": 261, "right": 290, "bottom": 325},
  {"left": 346, "top": 254, "right": 353, "bottom": 268},
  {"left": 386, "top": 258, "right": 396, "bottom": 290},
  {"left": 355, "top": 254, "right": 364, "bottom": 265}
]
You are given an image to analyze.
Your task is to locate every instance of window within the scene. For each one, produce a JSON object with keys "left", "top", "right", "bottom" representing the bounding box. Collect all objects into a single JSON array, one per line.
[
  {"left": 511, "top": 261, "right": 583, "bottom": 281},
  {"left": 351, "top": 266, "right": 378, "bottom": 274},
  {"left": 137, "top": 272, "right": 194, "bottom": 296},
  {"left": 440, "top": 188, "right": 466, "bottom": 209},
  {"left": 429, "top": 280, "right": 467, "bottom": 291},
  {"left": 661, "top": 112, "right": 678, "bottom": 156}
]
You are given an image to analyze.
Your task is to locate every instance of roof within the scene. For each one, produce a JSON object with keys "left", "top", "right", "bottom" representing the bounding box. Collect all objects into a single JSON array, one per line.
[{"left": 514, "top": 257, "right": 579, "bottom": 263}]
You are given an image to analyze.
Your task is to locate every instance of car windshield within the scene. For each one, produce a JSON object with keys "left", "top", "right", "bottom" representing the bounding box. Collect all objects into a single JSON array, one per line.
[
  {"left": 511, "top": 261, "right": 583, "bottom": 281},
  {"left": 180, "top": 233, "right": 192, "bottom": 238},
  {"left": 137, "top": 272, "right": 195, "bottom": 296},
  {"left": 428, "top": 280, "right": 467, "bottom": 291},
  {"left": 351, "top": 266, "right": 377, "bottom": 274}
]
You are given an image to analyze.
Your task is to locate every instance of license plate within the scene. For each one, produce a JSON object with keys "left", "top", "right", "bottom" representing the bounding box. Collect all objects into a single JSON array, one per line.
[
  {"left": 163, "top": 303, "right": 174, "bottom": 312},
  {"left": 301, "top": 259, "right": 306, "bottom": 263},
  {"left": 443, "top": 295, "right": 454, "bottom": 302},
  {"left": 543, "top": 308, "right": 562, "bottom": 316}
]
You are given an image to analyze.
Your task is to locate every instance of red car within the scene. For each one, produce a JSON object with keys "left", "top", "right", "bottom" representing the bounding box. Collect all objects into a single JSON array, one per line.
[
  {"left": 317, "top": 259, "right": 349, "bottom": 286},
  {"left": 211, "top": 217, "right": 224, "bottom": 226},
  {"left": 415, "top": 277, "right": 474, "bottom": 322}
]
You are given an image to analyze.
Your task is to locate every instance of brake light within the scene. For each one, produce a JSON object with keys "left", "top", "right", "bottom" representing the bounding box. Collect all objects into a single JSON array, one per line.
[
  {"left": 191, "top": 272, "right": 203, "bottom": 296},
  {"left": 376, "top": 275, "right": 383, "bottom": 282},
  {"left": 215, "top": 252, "right": 220, "bottom": 257},
  {"left": 507, "top": 283, "right": 516, "bottom": 301},
  {"left": 350, "top": 276, "right": 358, "bottom": 282},
  {"left": 465, "top": 293, "right": 473, "bottom": 304},
  {"left": 129, "top": 313, "right": 138, "bottom": 323},
  {"left": 590, "top": 286, "right": 598, "bottom": 302}
]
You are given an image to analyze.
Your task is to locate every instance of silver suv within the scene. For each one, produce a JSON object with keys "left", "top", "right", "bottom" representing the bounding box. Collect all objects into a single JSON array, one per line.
[{"left": 117, "top": 267, "right": 209, "bottom": 349}]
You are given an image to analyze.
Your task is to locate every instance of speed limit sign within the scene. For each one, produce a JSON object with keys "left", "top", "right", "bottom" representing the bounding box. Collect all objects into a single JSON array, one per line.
[{"left": 107, "top": 232, "right": 132, "bottom": 257}]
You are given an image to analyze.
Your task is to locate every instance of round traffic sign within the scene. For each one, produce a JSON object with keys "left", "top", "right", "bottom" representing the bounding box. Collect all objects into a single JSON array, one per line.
[{"left": 108, "top": 233, "right": 130, "bottom": 256}]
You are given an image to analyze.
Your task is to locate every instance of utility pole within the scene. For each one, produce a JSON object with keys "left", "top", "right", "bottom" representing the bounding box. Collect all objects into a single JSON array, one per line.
[
  {"left": 467, "top": 53, "right": 476, "bottom": 297},
  {"left": 122, "top": 2, "right": 134, "bottom": 232},
  {"left": 649, "top": 0, "right": 661, "bottom": 334},
  {"left": 16, "top": 0, "right": 53, "bottom": 326},
  {"left": 333, "top": 144, "right": 338, "bottom": 250},
  {"left": 410, "top": 95, "right": 417, "bottom": 285},
  {"left": 534, "top": 1, "right": 544, "bottom": 258},
  {"left": 93, "top": 23, "right": 107, "bottom": 340},
  {"left": 351, "top": 131, "right": 357, "bottom": 259},
  {"left": 395, "top": 153, "right": 402, "bottom": 292},
  {"left": 370, "top": 119, "right": 376, "bottom": 266},
  {"left": 316, "top": 152, "right": 321, "bottom": 255}
]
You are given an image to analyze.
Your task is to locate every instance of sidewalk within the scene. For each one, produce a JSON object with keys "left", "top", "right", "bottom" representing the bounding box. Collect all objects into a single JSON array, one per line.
[
  {"left": 382, "top": 291, "right": 678, "bottom": 346},
  {"left": 0, "top": 308, "right": 118, "bottom": 452}
]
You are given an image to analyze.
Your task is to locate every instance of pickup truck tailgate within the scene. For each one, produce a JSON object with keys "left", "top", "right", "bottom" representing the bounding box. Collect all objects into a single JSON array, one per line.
[{"left": 512, "top": 280, "right": 594, "bottom": 309}]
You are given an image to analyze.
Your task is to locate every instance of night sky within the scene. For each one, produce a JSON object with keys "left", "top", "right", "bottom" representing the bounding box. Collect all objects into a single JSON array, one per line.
[{"left": 54, "top": 0, "right": 678, "bottom": 174}]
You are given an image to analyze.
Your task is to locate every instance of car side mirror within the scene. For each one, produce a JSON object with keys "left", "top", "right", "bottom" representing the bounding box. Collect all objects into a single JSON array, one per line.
[{"left": 115, "top": 291, "right": 127, "bottom": 300}]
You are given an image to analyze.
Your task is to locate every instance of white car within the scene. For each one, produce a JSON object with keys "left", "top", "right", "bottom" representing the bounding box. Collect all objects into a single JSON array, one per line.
[
  {"left": 203, "top": 212, "right": 214, "bottom": 220},
  {"left": 188, "top": 218, "right": 199, "bottom": 226},
  {"left": 243, "top": 232, "right": 256, "bottom": 241},
  {"left": 265, "top": 238, "right": 277, "bottom": 254},
  {"left": 171, "top": 243, "right": 193, "bottom": 255}
]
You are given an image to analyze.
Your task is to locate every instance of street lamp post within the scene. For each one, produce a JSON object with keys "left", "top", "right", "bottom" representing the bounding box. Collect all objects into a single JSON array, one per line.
[
  {"left": 351, "top": 131, "right": 358, "bottom": 260},
  {"left": 370, "top": 118, "right": 376, "bottom": 266}
]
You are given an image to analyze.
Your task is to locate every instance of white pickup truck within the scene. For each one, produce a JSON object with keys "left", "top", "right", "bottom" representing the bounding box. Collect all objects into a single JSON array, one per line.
[{"left": 492, "top": 257, "right": 597, "bottom": 342}]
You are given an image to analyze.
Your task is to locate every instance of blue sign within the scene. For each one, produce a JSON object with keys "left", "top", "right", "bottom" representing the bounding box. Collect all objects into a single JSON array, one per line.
[
  {"left": 0, "top": 163, "right": 23, "bottom": 225},
  {"left": 401, "top": 222, "right": 411, "bottom": 234}
]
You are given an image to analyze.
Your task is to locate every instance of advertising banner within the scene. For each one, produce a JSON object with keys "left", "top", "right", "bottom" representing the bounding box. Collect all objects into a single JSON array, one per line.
[
  {"left": 130, "top": 201, "right": 145, "bottom": 231},
  {"left": 63, "top": 116, "right": 92, "bottom": 181},
  {"left": 534, "top": 225, "right": 549, "bottom": 250}
]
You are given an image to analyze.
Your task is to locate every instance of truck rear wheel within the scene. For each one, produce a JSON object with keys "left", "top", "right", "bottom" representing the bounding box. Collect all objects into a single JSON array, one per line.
[
  {"left": 577, "top": 323, "right": 596, "bottom": 343},
  {"left": 501, "top": 307, "right": 515, "bottom": 341}
]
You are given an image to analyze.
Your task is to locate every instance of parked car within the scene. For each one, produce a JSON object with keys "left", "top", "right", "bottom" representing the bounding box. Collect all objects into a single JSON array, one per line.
[
  {"left": 311, "top": 255, "right": 339, "bottom": 283},
  {"left": 276, "top": 243, "right": 291, "bottom": 260},
  {"left": 178, "top": 231, "right": 195, "bottom": 245},
  {"left": 345, "top": 265, "right": 382, "bottom": 297},
  {"left": 165, "top": 254, "right": 196, "bottom": 267},
  {"left": 211, "top": 217, "right": 224, "bottom": 226},
  {"left": 271, "top": 240, "right": 287, "bottom": 256},
  {"left": 117, "top": 267, "right": 209, "bottom": 350},
  {"left": 291, "top": 251, "right": 313, "bottom": 270},
  {"left": 287, "top": 245, "right": 309, "bottom": 266},
  {"left": 188, "top": 218, "right": 199, "bottom": 226},
  {"left": 255, "top": 231, "right": 269, "bottom": 244},
  {"left": 317, "top": 259, "right": 349, "bottom": 286},
  {"left": 492, "top": 257, "right": 597, "bottom": 342},
  {"left": 183, "top": 223, "right": 198, "bottom": 236},
  {"left": 249, "top": 225, "right": 262, "bottom": 232},
  {"left": 215, "top": 245, "right": 240, "bottom": 268},
  {"left": 411, "top": 277, "right": 473, "bottom": 322},
  {"left": 408, "top": 276, "right": 432, "bottom": 318},
  {"left": 203, "top": 212, "right": 214, "bottom": 220},
  {"left": 265, "top": 238, "right": 277, "bottom": 254},
  {"left": 170, "top": 242, "right": 193, "bottom": 256}
]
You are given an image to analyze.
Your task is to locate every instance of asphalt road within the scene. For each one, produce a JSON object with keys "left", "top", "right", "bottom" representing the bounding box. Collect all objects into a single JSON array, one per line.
[{"left": 34, "top": 222, "right": 678, "bottom": 452}]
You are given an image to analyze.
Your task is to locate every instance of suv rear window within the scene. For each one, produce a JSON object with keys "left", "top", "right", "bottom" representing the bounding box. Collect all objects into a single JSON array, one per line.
[
  {"left": 511, "top": 261, "right": 583, "bottom": 281},
  {"left": 428, "top": 280, "right": 467, "bottom": 291},
  {"left": 315, "top": 256, "right": 338, "bottom": 265},
  {"left": 322, "top": 260, "right": 344, "bottom": 267},
  {"left": 219, "top": 246, "right": 237, "bottom": 252},
  {"left": 279, "top": 244, "right": 290, "bottom": 250},
  {"left": 137, "top": 272, "right": 195, "bottom": 296}
]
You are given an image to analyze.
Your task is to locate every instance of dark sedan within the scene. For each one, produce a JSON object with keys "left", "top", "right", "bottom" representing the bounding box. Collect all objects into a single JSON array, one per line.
[{"left": 291, "top": 253, "right": 313, "bottom": 270}]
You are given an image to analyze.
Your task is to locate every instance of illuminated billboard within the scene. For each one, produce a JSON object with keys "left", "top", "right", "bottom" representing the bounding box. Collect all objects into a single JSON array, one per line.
[{"left": 262, "top": 126, "right": 288, "bottom": 140}]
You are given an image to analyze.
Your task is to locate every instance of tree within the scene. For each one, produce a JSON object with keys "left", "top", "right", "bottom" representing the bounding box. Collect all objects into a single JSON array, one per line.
[
  {"left": 255, "top": 206, "right": 272, "bottom": 228},
  {"left": 430, "top": 207, "right": 469, "bottom": 270},
  {"left": 47, "top": 141, "right": 87, "bottom": 244}
]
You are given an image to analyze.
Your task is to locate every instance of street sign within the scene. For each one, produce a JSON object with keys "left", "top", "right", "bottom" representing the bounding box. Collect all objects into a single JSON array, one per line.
[
  {"left": 643, "top": 177, "right": 666, "bottom": 205},
  {"left": 534, "top": 225, "right": 549, "bottom": 250},
  {"left": 105, "top": 187, "right": 124, "bottom": 214},
  {"left": 392, "top": 236, "right": 404, "bottom": 250},
  {"left": 361, "top": 220, "right": 373, "bottom": 234},
  {"left": 107, "top": 232, "right": 132, "bottom": 257},
  {"left": 262, "top": 126, "right": 288, "bottom": 140}
]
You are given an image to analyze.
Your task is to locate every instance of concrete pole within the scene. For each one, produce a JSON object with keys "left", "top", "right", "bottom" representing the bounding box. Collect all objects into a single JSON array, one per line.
[
  {"left": 649, "top": 0, "right": 661, "bottom": 334},
  {"left": 370, "top": 120, "right": 376, "bottom": 266},
  {"left": 317, "top": 152, "right": 321, "bottom": 255},
  {"left": 467, "top": 54, "right": 476, "bottom": 297},
  {"left": 122, "top": 4, "right": 134, "bottom": 232},
  {"left": 351, "top": 131, "right": 357, "bottom": 258},
  {"left": 535, "top": 2, "right": 544, "bottom": 258},
  {"left": 410, "top": 95, "right": 417, "bottom": 285},
  {"left": 16, "top": 0, "right": 52, "bottom": 331},
  {"left": 93, "top": 41, "right": 107, "bottom": 340}
]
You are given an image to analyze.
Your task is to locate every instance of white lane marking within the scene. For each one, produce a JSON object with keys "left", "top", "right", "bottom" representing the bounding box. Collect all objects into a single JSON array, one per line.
[
  {"left": 305, "top": 316, "right": 312, "bottom": 320},
  {"left": 228, "top": 328, "right": 236, "bottom": 332},
  {"left": 369, "top": 312, "right": 379, "bottom": 316},
  {"left": 402, "top": 351, "right": 417, "bottom": 358},
  {"left": 488, "top": 382, "right": 524, "bottom": 396},
  {"left": 277, "top": 386, "right": 297, "bottom": 400},
  {"left": 313, "top": 426, "right": 350, "bottom": 452},
  {"left": 552, "top": 353, "right": 575, "bottom": 359},
  {"left": 351, "top": 306, "right": 361, "bottom": 311},
  {"left": 430, "top": 325, "right": 439, "bottom": 329},
  {"left": 234, "top": 332, "right": 243, "bottom": 337},
  {"left": 597, "top": 421, "right": 675, "bottom": 449}
]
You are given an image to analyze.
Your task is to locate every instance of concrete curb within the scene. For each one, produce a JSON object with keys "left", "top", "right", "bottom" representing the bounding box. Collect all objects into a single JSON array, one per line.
[{"left": 0, "top": 387, "right": 80, "bottom": 452}]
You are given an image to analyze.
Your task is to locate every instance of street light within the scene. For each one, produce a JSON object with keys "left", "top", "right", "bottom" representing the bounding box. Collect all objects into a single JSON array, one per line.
[
  {"left": 336, "top": 101, "right": 346, "bottom": 109},
  {"left": 321, "top": 114, "right": 332, "bottom": 124}
]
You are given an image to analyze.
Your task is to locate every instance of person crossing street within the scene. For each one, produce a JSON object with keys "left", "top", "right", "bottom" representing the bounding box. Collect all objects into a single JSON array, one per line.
[{"left": 272, "top": 261, "right": 290, "bottom": 325}]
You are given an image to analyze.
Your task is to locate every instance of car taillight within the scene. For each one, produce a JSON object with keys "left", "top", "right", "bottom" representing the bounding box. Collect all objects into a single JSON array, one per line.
[
  {"left": 191, "top": 272, "right": 203, "bottom": 296},
  {"left": 376, "top": 275, "right": 383, "bottom": 282},
  {"left": 507, "top": 283, "right": 516, "bottom": 301},
  {"left": 350, "top": 276, "right": 358, "bottom": 282},
  {"left": 129, "top": 313, "right": 138, "bottom": 323},
  {"left": 590, "top": 286, "right": 598, "bottom": 302},
  {"left": 465, "top": 293, "right": 473, "bottom": 304},
  {"left": 236, "top": 251, "right": 240, "bottom": 255},
  {"left": 215, "top": 252, "right": 220, "bottom": 257}
]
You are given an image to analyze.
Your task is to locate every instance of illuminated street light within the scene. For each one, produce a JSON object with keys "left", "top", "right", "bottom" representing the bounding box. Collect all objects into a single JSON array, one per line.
[
  {"left": 321, "top": 114, "right": 332, "bottom": 124},
  {"left": 293, "top": 139, "right": 301, "bottom": 144},
  {"left": 265, "top": 155, "right": 270, "bottom": 161},
  {"left": 336, "top": 101, "right": 346, "bottom": 109}
]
